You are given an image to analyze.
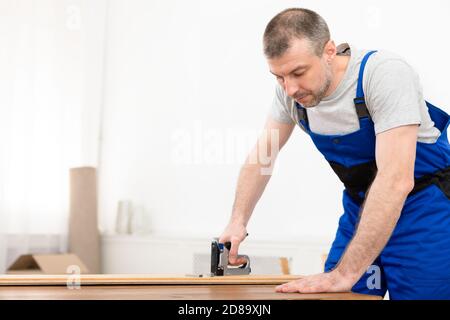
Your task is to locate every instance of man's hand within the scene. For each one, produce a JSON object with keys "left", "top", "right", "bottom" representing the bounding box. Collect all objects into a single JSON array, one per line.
[
  {"left": 219, "top": 222, "right": 248, "bottom": 265},
  {"left": 275, "top": 270, "right": 355, "bottom": 293}
]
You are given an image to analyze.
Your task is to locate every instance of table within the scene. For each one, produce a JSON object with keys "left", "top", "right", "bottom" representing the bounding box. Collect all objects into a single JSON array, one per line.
[{"left": 0, "top": 274, "right": 382, "bottom": 300}]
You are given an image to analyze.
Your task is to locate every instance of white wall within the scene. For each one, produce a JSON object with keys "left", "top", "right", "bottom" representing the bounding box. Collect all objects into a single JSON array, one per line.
[
  {"left": 0, "top": 0, "right": 108, "bottom": 272},
  {"left": 98, "top": 0, "right": 450, "bottom": 244}
]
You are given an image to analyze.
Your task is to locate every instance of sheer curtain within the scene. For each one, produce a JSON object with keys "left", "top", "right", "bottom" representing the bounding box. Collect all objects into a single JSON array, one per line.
[{"left": 0, "top": 0, "right": 106, "bottom": 272}]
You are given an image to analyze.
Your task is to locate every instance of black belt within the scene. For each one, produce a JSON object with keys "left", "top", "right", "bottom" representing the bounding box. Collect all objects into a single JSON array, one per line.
[{"left": 328, "top": 161, "right": 450, "bottom": 205}]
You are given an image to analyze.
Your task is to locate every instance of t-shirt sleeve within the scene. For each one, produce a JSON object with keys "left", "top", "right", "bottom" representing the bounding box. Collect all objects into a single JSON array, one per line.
[
  {"left": 269, "top": 84, "right": 295, "bottom": 124},
  {"left": 364, "top": 59, "right": 423, "bottom": 134}
]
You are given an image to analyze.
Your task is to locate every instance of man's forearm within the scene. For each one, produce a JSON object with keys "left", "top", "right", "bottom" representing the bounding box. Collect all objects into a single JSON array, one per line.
[
  {"left": 230, "top": 162, "right": 273, "bottom": 227},
  {"left": 335, "top": 174, "right": 413, "bottom": 282},
  {"left": 228, "top": 120, "right": 293, "bottom": 228}
]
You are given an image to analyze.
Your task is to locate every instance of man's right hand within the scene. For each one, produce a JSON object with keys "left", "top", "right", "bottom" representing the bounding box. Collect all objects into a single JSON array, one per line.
[{"left": 218, "top": 222, "right": 248, "bottom": 266}]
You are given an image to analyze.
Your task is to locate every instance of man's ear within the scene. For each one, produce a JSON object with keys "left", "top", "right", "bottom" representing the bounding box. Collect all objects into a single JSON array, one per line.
[{"left": 323, "top": 40, "right": 336, "bottom": 62}]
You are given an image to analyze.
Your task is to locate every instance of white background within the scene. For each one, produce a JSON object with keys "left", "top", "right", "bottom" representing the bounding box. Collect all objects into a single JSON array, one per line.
[{"left": 98, "top": 0, "right": 450, "bottom": 243}]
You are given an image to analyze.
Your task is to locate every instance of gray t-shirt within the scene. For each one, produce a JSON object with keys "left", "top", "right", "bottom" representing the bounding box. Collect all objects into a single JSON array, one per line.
[{"left": 270, "top": 43, "right": 440, "bottom": 143}]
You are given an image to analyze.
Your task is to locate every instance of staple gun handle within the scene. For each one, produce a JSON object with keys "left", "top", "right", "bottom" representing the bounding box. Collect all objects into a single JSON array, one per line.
[{"left": 235, "top": 254, "right": 250, "bottom": 269}]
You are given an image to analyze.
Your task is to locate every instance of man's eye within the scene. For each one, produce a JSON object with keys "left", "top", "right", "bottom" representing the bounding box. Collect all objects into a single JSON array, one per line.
[{"left": 293, "top": 73, "right": 304, "bottom": 77}]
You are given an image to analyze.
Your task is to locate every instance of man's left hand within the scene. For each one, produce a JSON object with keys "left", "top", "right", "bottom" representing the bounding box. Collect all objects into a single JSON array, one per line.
[{"left": 275, "top": 270, "right": 356, "bottom": 293}]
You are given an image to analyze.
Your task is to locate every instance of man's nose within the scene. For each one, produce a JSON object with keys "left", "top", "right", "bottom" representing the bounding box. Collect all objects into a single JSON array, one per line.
[{"left": 284, "top": 78, "right": 299, "bottom": 98}]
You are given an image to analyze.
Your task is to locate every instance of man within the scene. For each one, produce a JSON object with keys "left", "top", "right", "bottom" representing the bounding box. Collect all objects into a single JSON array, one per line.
[{"left": 219, "top": 8, "right": 450, "bottom": 299}]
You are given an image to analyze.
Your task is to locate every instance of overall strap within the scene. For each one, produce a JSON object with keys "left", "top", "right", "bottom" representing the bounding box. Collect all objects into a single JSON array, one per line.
[
  {"left": 354, "top": 50, "right": 377, "bottom": 118},
  {"left": 295, "top": 102, "right": 309, "bottom": 130}
]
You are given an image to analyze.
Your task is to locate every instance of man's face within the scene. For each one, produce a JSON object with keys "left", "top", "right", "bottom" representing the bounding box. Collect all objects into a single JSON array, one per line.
[{"left": 268, "top": 38, "right": 333, "bottom": 108}]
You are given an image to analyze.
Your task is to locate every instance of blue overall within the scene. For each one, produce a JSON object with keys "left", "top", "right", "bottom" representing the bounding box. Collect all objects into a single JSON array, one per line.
[{"left": 296, "top": 51, "right": 450, "bottom": 299}]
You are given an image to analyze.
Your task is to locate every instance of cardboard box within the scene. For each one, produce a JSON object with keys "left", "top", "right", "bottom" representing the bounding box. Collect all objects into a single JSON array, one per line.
[{"left": 6, "top": 253, "right": 90, "bottom": 275}]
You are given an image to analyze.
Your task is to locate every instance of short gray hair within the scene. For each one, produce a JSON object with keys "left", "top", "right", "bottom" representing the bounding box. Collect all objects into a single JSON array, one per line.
[{"left": 263, "top": 8, "right": 330, "bottom": 58}]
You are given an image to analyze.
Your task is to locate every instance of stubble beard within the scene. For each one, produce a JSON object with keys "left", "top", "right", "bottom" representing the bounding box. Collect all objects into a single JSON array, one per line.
[{"left": 301, "top": 67, "right": 333, "bottom": 108}]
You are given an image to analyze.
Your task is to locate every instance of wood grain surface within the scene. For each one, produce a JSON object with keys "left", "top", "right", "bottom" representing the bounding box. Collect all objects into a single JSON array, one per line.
[
  {"left": 0, "top": 284, "right": 382, "bottom": 300},
  {"left": 0, "top": 274, "right": 382, "bottom": 300},
  {"left": 0, "top": 274, "right": 305, "bottom": 286}
]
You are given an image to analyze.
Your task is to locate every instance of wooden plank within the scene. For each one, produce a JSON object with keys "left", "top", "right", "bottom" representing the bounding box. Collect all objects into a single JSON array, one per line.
[
  {"left": 0, "top": 274, "right": 304, "bottom": 286},
  {"left": 0, "top": 284, "right": 383, "bottom": 300}
]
